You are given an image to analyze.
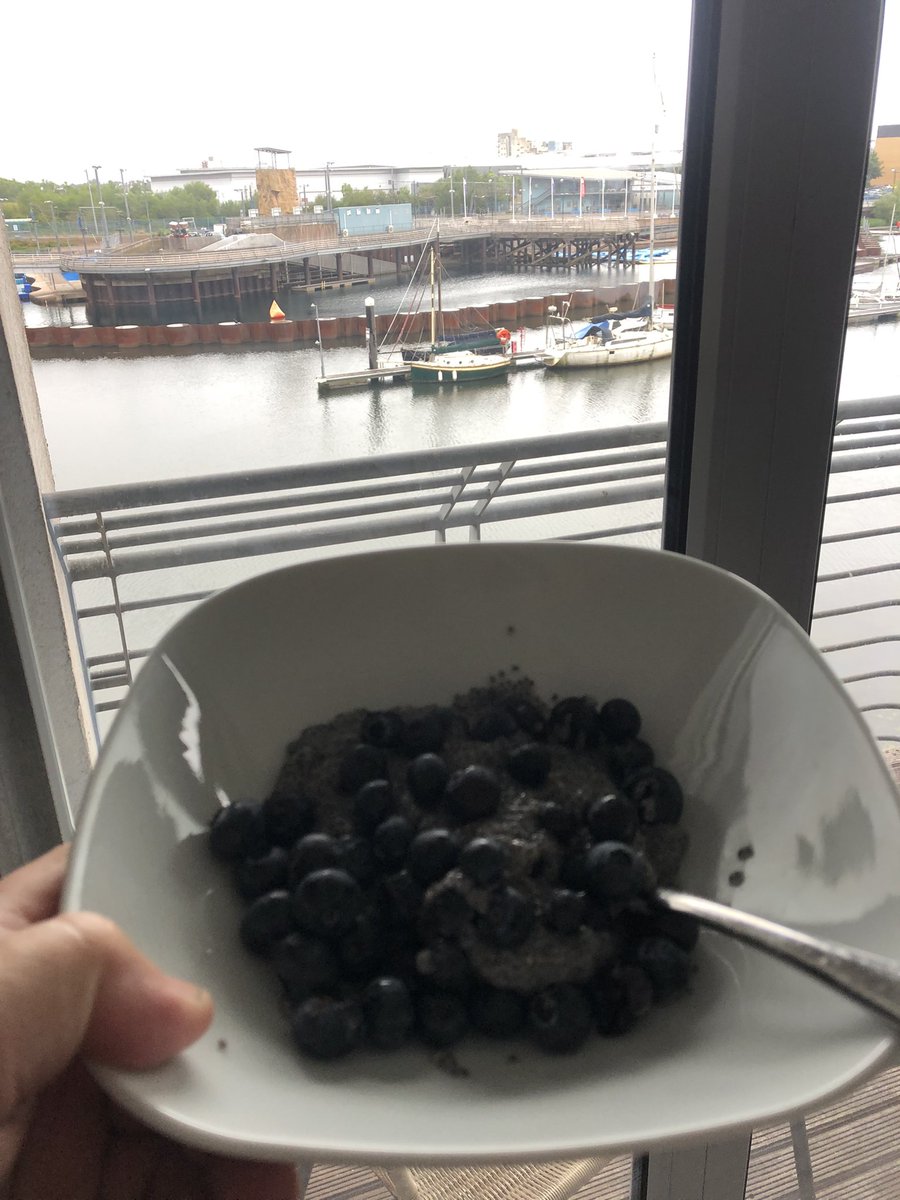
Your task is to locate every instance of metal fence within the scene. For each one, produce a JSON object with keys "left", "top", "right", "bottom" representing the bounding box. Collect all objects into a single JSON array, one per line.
[{"left": 42, "top": 395, "right": 900, "bottom": 736}]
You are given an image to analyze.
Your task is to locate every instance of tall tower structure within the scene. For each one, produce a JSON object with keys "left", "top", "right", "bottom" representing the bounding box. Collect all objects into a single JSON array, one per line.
[{"left": 254, "top": 147, "right": 299, "bottom": 216}]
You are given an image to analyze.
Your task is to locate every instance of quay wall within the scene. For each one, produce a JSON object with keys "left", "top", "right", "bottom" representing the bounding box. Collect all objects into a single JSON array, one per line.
[{"left": 26, "top": 280, "right": 676, "bottom": 356}]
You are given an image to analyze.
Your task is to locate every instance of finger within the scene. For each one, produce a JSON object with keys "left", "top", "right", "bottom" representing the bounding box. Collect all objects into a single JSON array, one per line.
[
  {"left": 0, "top": 910, "right": 212, "bottom": 1123},
  {"left": 0, "top": 844, "right": 70, "bottom": 931},
  {"left": 204, "top": 1155, "right": 301, "bottom": 1200}
]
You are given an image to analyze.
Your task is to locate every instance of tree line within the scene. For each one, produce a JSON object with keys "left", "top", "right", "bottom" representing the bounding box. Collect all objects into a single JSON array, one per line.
[{"left": 0, "top": 165, "right": 515, "bottom": 233}]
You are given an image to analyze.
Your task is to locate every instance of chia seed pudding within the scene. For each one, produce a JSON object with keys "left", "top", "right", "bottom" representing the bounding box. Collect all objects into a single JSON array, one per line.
[{"left": 207, "top": 678, "right": 696, "bottom": 1062}]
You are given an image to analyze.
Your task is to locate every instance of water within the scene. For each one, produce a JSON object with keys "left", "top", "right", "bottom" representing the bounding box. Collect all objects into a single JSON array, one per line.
[{"left": 31, "top": 265, "right": 678, "bottom": 490}]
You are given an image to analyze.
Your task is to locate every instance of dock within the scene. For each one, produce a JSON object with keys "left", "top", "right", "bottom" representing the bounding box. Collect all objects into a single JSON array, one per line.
[
  {"left": 846, "top": 296, "right": 900, "bottom": 324},
  {"left": 316, "top": 352, "right": 546, "bottom": 392}
]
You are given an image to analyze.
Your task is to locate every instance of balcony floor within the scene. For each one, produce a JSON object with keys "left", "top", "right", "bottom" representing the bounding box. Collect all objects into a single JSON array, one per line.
[{"left": 304, "top": 1060, "right": 900, "bottom": 1200}]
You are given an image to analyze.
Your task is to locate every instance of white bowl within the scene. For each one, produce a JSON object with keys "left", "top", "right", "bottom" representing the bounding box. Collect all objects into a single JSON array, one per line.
[{"left": 63, "top": 542, "right": 900, "bottom": 1165}]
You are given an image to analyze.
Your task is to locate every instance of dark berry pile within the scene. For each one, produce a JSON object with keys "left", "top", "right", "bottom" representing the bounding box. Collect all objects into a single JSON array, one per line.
[{"left": 206, "top": 681, "right": 696, "bottom": 1062}]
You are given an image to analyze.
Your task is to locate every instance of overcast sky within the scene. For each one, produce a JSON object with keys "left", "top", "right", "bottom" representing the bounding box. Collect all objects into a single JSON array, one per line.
[{"left": 3, "top": 2, "right": 899, "bottom": 185}]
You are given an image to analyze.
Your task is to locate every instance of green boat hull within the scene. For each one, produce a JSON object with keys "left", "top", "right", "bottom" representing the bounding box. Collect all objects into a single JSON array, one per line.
[{"left": 408, "top": 358, "right": 511, "bottom": 383}]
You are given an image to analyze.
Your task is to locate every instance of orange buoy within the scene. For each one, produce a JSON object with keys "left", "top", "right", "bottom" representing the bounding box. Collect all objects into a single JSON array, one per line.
[
  {"left": 269, "top": 300, "right": 286, "bottom": 322},
  {"left": 496, "top": 327, "right": 511, "bottom": 343}
]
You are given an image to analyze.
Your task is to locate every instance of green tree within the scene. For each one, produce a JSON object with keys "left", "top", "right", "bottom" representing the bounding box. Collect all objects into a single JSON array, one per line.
[
  {"left": 871, "top": 189, "right": 899, "bottom": 226},
  {"left": 868, "top": 149, "right": 884, "bottom": 184}
]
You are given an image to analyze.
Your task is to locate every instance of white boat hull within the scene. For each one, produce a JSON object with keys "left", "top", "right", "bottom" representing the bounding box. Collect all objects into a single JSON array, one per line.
[{"left": 541, "top": 328, "right": 674, "bottom": 369}]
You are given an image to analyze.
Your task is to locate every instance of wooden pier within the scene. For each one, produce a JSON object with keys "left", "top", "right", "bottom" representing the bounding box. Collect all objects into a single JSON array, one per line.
[{"left": 316, "top": 351, "right": 545, "bottom": 392}]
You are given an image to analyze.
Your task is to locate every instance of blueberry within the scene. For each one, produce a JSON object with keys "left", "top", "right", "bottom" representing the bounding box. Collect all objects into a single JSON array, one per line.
[
  {"left": 337, "top": 835, "right": 378, "bottom": 887},
  {"left": 289, "top": 833, "right": 343, "bottom": 885},
  {"left": 585, "top": 793, "right": 638, "bottom": 843},
  {"left": 417, "top": 991, "right": 468, "bottom": 1047},
  {"left": 598, "top": 698, "right": 642, "bottom": 743},
  {"left": 408, "top": 829, "right": 459, "bottom": 885},
  {"left": 273, "top": 932, "right": 340, "bottom": 999},
  {"left": 239, "top": 889, "right": 294, "bottom": 955},
  {"left": 291, "top": 996, "right": 363, "bottom": 1060},
  {"left": 406, "top": 753, "right": 450, "bottom": 808},
  {"left": 543, "top": 888, "right": 586, "bottom": 935},
  {"left": 558, "top": 850, "right": 589, "bottom": 892},
  {"left": 589, "top": 972, "right": 635, "bottom": 1036},
  {"left": 445, "top": 765, "right": 502, "bottom": 822},
  {"left": 634, "top": 936, "right": 692, "bottom": 1001},
  {"left": 606, "top": 738, "right": 654, "bottom": 785},
  {"left": 626, "top": 767, "right": 684, "bottom": 825},
  {"left": 261, "top": 789, "right": 316, "bottom": 847},
  {"left": 528, "top": 984, "right": 593, "bottom": 1054},
  {"left": 621, "top": 903, "right": 700, "bottom": 952},
  {"left": 470, "top": 987, "right": 526, "bottom": 1038},
  {"left": 536, "top": 801, "right": 580, "bottom": 842},
  {"left": 419, "top": 886, "right": 473, "bottom": 939},
  {"left": 458, "top": 837, "right": 505, "bottom": 886},
  {"left": 470, "top": 707, "right": 518, "bottom": 741},
  {"left": 480, "top": 886, "right": 535, "bottom": 948},
  {"left": 585, "top": 842, "right": 652, "bottom": 902},
  {"left": 505, "top": 697, "right": 548, "bottom": 739},
  {"left": 373, "top": 814, "right": 415, "bottom": 871},
  {"left": 338, "top": 743, "right": 388, "bottom": 794},
  {"left": 417, "top": 939, "right": 473, "bottom": 993},
  {"left": 359, "top": 710, "right": 405, "bottom": 749},
  {"left": 337, "top": 910, "right": 385, "bottom": 979},
  {"left": 547, "top": 697, "right": 601, "bottom": 750},
  {"left": 292, "top": 868, "right": 363, "bottom": 938},
  {"left": 363, "top": 976, "right": 415, "bottom": 1050},
  {"left": 232, "top": 846, "right": 289, "bottom": 901},
  {"left": 618, "top": 964, "right": 655, "bottom": 1019},
  {"left": 352, "top": 779, "right": 394, "bottom": 834},
  {"left": 208, "top": 803, "right": 265, "bottom": 862},
  {"left": 507, "top": 743, "right": 552, "bottom": 787},
  {"left": 400, "top": 712, "right": 445, "bottom": 757},
  {"left": 381, "top": 869, "right": 424, "bottom": 925}
]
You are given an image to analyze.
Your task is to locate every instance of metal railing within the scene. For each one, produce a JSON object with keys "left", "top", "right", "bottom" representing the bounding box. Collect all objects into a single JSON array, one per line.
[{"left": 42, "top": 395, "right": 900, "bottom": 734}]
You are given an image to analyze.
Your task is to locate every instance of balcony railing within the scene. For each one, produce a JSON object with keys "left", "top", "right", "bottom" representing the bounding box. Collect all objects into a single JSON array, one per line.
[{"left": 43, "top": 394, "right": 900, "bottom": 739}]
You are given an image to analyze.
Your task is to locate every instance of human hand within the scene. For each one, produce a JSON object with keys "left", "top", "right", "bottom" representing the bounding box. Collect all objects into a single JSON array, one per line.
[{"left": 0, "top": 844, "right": 300, "bottom": 1199}]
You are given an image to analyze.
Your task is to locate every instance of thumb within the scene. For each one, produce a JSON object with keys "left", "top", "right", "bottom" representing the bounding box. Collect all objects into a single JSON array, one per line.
[{"left": 0, "top": 911, "right": 212, "bottom": 1122}]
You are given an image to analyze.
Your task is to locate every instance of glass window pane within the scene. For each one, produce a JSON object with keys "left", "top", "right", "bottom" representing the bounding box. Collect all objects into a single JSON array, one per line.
[
  {"left": 811, "top": 0, "right": 900, "bottom": 752},
  {"left": 13, "top": 18, "right": 692, "bottom": 735}
]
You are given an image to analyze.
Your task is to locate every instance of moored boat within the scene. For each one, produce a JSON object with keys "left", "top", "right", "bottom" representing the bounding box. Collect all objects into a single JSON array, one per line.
[
  {"left": 408, "top": 349, "right": 511, "bottom": 382},
  {"left": 387, "top": 230, "right": 512, "bottom": 383}
]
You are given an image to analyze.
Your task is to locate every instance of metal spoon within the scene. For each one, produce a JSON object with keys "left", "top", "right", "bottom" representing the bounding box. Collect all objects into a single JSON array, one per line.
[{"left": 658, "top": 888, "right": 900, "bottom": 1026}]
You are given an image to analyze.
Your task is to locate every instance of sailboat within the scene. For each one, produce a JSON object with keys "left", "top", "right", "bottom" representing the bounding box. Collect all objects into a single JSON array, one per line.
[
  {"left": 384, "top": 234, "right": 512, "bottom": 383},
  {"left": 539, "top": 135, "right": 674, "bottom": 370}
]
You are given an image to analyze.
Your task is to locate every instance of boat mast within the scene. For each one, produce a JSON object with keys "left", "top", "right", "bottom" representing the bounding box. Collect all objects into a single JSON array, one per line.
[
  {"left": 649, "top": 52, "right": 660, "bottom": 328},
  {"left": 429, "top": 244, "right": 437, "bottom": 346},
  {"left": 436, "top": 232, "right": 444, "bottom": 343},
  {"left": 648, "top": 125, "right": 657, "bottom": 326}
]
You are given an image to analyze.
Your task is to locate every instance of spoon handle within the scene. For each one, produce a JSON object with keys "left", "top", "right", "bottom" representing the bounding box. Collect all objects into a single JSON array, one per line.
[{"left": 658, "top": 888, "right": 900, "bottom": 1027}]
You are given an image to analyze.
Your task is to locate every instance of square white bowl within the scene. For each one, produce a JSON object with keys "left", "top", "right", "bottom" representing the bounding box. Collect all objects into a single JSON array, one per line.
[{"left": 63, "top": 542, "right": 900, "bottom": 1165}]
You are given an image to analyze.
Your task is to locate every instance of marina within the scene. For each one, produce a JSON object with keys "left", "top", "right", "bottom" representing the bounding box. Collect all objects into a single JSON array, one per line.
[{"left": 27, "top": 272, "right": 900, "bottom": 751}]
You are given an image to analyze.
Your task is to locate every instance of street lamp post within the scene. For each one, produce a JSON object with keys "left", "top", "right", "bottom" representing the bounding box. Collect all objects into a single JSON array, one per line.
[
  {"left": 120, "top": 169, "right": 132, "bottom": 238},
  {"left": 325, "top": 162, "right": 334, "bottom": 212},
  {"left": 85, "top": 168, "right": 99, "bottom": 237},
  {"left": 44, "top": 201, "right": 61, "bottom": 254},
  {"left": 449, "top": 167, "right": 455, "bottom": 219},
  {"left": 463, "top": 177, "right": 467, "bottom": 219},
  {"left": 98, "top": 200, "right": 110, "bottom": 248}
]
